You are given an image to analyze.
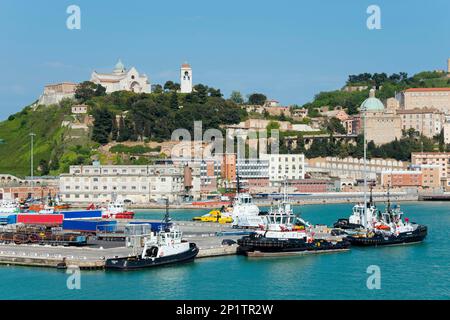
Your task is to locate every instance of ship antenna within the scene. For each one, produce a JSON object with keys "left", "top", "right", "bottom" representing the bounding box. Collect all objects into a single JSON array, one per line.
[
  {"left": 162, "top": 198, "right": 171, "bottom": 231},
  {"left": 236, "top": 139, "right": 241, "bottom": 195},
  {"left": 387, "top": 184, "right": 391, "bottom": 213}
]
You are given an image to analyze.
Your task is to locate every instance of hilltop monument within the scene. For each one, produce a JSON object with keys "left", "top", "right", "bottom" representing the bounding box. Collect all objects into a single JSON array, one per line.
[{"left": 90, "top": 59, "right": 151, "bottom": 94}]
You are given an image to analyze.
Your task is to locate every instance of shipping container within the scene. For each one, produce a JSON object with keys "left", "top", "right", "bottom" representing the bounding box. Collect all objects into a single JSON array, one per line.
[
  {"left": 17, "top": 214, "right": 63, "bottom": 225},
  {"left": 61, "top": 210, "right": 102, "bottom": 220},
  {"left": 7, "top": 214, "right": 17, "bottom": 225},
  {"left": 0, "top": 214, "right": 16, "bottom": 225},
  {"left": 129, "top": 221, "right": 172, "bottom": 231},
  {"left": 62, "top": 219, "right": 117, "bottom": 232}
]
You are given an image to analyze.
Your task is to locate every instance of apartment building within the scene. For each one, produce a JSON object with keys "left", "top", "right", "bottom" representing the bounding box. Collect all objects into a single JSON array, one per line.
[
  {"left": 381, "top": 170, "right": 422, "bottom": 188},
  {"left": 59, "top": 163, "right": 200, "bottom": 204},
  {"left": 411, "top": 152, "right": 450, "bottom": 190},
  {"left": 260, "top": 154, "right": 305, "bottom": 186},
  {"left": 397, "top": 107, "right": 444, "bottom": 138},
  {"left": 397, "top": 88, "right": 450, "bottom": 113}
]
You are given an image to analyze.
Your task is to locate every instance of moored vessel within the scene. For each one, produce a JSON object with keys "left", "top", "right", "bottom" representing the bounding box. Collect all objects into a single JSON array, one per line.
[
  {"left": 105, "top": 200, "right": 198, "bottom": 270},
  {"left": 100, "top": 200, "right": 135, "bottom": 219},
  {"left": 237, "top": 180, "right": 350, "bottom": 257},
  {"left": 347, "top": 202, "right": 428, "bottom": 246}
]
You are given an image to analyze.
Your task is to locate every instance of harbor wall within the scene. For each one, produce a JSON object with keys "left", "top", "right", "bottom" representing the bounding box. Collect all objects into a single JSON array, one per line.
[{"left": 61, "top": 193, "right": 419, "bottom": 209}]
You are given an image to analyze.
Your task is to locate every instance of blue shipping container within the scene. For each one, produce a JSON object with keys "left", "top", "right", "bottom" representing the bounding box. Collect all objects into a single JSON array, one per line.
[
  {"left": 0, "top": 214, "right": 17, "bottom": 225},
  {"left": 129, "top": 221, "right": 172, "bottom": 231},
  {"left": 62, "top": 219, "right": 117, "bottom": 232},
  {"left": 61, "top": 210, "right": 103, "bottom": 220},
  {"left": 7, "top": 214, "right": 17, "bottom": 225}
]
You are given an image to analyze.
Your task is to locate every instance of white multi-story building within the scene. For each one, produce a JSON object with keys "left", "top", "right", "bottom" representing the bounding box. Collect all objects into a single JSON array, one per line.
[
  {"left": 260, "top": 154, "right": 305, "bottom": 185},
  {"left": 236, "top": 158, "right": 269, "bottom": 179},
  {"left": 90, "top": 60, "right": 151, "bottom": 94},
  {"left": 59, "top": 163, "right": 200, "bottom": 204}
]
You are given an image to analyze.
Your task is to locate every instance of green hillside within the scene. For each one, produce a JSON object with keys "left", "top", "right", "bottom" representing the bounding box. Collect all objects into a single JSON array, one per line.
[
  {"left": 0, "top": 83, "right": 246, "bottom": 178},
  {"left": 0, "top": 100, "right": 97, "bottom": 177},
  {"left": 303, "top": 70, "right": 450, "bottom": 115}
]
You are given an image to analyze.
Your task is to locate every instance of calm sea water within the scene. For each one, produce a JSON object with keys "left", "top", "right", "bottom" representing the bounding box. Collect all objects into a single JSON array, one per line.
[{"left": 0, "top": 202, "right": 449, "bottom": 300}]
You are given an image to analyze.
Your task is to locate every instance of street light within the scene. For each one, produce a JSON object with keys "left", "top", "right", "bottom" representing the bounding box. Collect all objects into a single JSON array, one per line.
[{"left": 30, "top": 133, "right": 36, "bottom": 189}]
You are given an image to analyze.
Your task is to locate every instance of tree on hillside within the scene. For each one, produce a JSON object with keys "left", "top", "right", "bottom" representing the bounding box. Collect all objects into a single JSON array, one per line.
[
  {"left": 152, "top": 84, "right": 163, "bottom": 94},
  {"left": 248, "top": 93, "right": 267, "bottom": 105},
  {"left": 117, "top": 115, "right": 131, "bottom": 142},
  {"left": 266, "top": 121, "right": 280, "bottom": 132},
  {"left": 208, "top": 87, "right": 223, "bottom": 98},
  {"left": 170, "top": 91, "right": 179, "bottom": 110},
  {"left": 193, "top": 84, "right": 208, "bottom": 104},
  {"left": 230, "top": 91, "right": 244, "bottom": 104},
  {"left": 164, "top": 81, "right": 180, "bottom": 92},
  {"left": 75, "top": 81, "right": 106, "bottom": 103},
  {"left": 38, "top": 159, "right": 50, "bottom": 176},
  {"left": 325, "top": 117, "right": 347, "bottom": 134},
  {"left": 92, "top": 107, "right": 114, "bottom": 144},
  {"left": 111, "top": 116, "right": 118, "bottom": 140}
]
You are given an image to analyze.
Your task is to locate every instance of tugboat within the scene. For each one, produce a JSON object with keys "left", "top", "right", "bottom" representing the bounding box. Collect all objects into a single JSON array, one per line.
[
  {"left": 347, "top": 189, "right": 428, "bottom": 246},
  {"left": 333, "top": 185, "right": 377, "bottom": 230},
  {"left": 237, "top": 179, "right": 350, "bottom": 257},
  {"left": 231, "top": 191, "right": 264, "bottom": 228},
  {"left": 0, "top": 200, "right": 20, "bottom": 214},
  {"left": 105, "top": 200, "right": 198, "bottom": 270}
]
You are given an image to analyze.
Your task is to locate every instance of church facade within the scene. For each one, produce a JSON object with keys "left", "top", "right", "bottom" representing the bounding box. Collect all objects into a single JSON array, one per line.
[
  {"left": 90, "top": 60, "right": 151, "bottom": 94},
  {"left": 362, "top": 89, "right": 403, "bottom": 145}
]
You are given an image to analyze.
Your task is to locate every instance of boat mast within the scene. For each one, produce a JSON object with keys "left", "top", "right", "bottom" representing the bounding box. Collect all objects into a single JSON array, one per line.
[
  {"left": 386, "top": 184, "right": 391, "bottom": 213},
  {"left": 236, "top": 134, "right": 242, "bottom": 196},
  {"left": 163, "top": 198, "right": 171, "bottom": 231}
]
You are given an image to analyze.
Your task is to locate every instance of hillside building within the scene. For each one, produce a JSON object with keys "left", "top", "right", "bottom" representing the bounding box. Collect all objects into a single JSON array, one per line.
[
  {"left": 37, "top": 82, "right": 77, "bottom": 106},
  {"left": 362, "top": 89, "right": 403, "bottom": 145},
  {"left": 396, "top": 88, "right": 450, "bottom": 113},
  {"left": 397, "top": 107, "right": 444, "bottom": 138},
  {"left": 90, "top": 60, "right": 151, "bottom": 94}
]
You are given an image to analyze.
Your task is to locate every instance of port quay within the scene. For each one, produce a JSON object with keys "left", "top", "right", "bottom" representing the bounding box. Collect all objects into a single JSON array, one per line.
[{"left": 0, "top": 220, "right": 240, "bottom": 269}]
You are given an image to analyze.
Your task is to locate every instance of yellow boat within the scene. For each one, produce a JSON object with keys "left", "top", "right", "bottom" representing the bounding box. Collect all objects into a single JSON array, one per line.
[{"left": 193, "top": 210, "right": 233, "bottom": 224}]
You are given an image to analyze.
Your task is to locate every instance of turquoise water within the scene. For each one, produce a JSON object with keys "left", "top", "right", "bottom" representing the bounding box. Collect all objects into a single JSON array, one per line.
[{"left": 0, "top": 202, "right": 449, "bottom": 300}]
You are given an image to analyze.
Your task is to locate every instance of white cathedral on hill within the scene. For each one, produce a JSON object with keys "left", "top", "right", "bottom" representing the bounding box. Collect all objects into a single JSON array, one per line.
[
  {"left": 37, "top": 60, "right": 194, "bottom": 106},
  {"left": 90, "top": 59, "right": 151, "bottom": 93},
  {"left": 90, "top": 60, "right": 193, "bottom": 94}
]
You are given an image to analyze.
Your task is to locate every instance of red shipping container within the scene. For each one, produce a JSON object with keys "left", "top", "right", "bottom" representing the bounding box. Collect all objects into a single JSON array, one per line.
[{"left": 17, "top": 214, "right": 64, "bottom": 225}]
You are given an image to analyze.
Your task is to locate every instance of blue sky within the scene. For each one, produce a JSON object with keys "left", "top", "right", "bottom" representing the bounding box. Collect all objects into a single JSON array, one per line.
[{"left": 0, "top": 0, "right": 449, "bottom": 120}]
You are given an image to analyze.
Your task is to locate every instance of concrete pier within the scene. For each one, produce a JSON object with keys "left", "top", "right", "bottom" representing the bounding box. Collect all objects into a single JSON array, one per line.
[
  {"left": 0, "top": 221, "right": 242, "bottom": 269},
  {"left": 0, "top": 219, "right": 348, "bottom": 269}
]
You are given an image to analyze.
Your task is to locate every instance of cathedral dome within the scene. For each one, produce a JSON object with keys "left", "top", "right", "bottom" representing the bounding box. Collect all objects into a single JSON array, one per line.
[
  {"left": 113, "top": 59, "right": 126, "bottom": 73},
  {"left": 361, "top": 88, "right": 385, "bottom": 112}
]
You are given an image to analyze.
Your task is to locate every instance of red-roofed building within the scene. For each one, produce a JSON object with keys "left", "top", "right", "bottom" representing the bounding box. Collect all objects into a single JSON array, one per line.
[{"left": 397, "top": 87, "right": 450, "bottom": 112}]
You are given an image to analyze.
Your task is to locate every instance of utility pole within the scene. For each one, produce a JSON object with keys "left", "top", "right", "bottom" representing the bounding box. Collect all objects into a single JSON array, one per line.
[
  {"left": 363, "top": 104, "right": 368, "bottom": 227},
  {"left": 30, "top": 133, "right": 36, "bottom": 189}
]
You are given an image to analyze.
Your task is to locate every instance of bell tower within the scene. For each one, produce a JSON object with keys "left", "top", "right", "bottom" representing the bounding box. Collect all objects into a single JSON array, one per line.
[{"left": 180, "top": 62, "right": 192, "bottom": 93}]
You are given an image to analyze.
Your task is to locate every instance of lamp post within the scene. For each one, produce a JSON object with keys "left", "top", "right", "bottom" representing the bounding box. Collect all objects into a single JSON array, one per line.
[
  {"left": 30, "top": 133, "right": 36, "bottom": 189},
  {"left": 362, "top": 105, "right": 368, "bottom": 227}
]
